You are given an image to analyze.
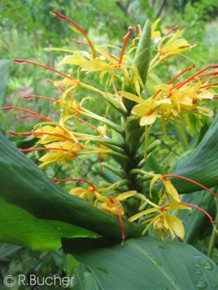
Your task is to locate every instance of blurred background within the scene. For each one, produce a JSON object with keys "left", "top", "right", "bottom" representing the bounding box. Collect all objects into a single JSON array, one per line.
[{"left": 0, "top": 0, "right": 217, "bottom": 289}]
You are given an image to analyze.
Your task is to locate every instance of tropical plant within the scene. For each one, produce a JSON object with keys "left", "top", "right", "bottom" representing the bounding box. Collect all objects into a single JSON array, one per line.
[{"left": 1, "top": 10, "right": 218, "bottom": 289}]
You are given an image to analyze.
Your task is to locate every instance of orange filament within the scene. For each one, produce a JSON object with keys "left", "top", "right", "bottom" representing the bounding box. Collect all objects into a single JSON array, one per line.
[
  {"left": 164, "top": 174, "right": 218, "bottom": 198},
  {"left": 52, "top": 177, "right": 96, "bottom": 190},
  {"left": 14, "top": 59, "right": 78, "bottom": 83},
  {"left": 21, "top": 147, "right": 79, "bottom": 155},
  {"left": 167, "top": 65, "right": 195, "bottom": 85},
  {"left": 3, "top": 106, "right": 53, "bottom": 122},
  {"left": 200, "top": 82, "right": 218, "bottom": 89},
  {"left": 24, "top": 95, "right": 58, "bottom": 103},
  {"left": 53, "top": 11, "right": 96, "bottom": 58},
  {"left": 118, "top": 26, "right": 133, "bottom": 65},
  {"left": 181, "top": 202, "right": 216, "bottom": 224},
  {"left": 174, "top": 65, "right": 218, "bottom": 89},
  {"left": 109, "top": 197, "right": 126, "bottom": 242}
]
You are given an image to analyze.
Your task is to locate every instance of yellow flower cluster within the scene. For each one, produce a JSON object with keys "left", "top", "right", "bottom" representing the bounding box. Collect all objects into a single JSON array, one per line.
[
  {"left": 129, "top": 174, "right": 189, "bottom": 240},
  {"left": 7, "top": 12, "right": 217, "bottom": 241}
]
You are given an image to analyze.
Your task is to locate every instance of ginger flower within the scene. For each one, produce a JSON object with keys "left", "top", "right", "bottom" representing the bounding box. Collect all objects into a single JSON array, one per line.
[
  {"left": 158, "top": 29, "right": 193, "bottom": 61},
  {"left": 23, "top": 124, "right": 83, "bottom": 168},
  {"left": 69, "top": 186, "right": 95, "bottom": 205},
  {"left": 94, "top": 190, "right": 136, "bottom": 216},
  {"left": 121, "top": 65, "right": 217, "bottom": 127},
  {"left": 38, "top": 141, "right": 83, "bottom": 168},
  {"left": 49, "top": 11, "right": 134, "bottom": 77},
  {"left": 129, "top": 198, "right": 189, "bottom": 240},
  {"left": 129, "top": 173, "right": 217, "bottom": 239}
]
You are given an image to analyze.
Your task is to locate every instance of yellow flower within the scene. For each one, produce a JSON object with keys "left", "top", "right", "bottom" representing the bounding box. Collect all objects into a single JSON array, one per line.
[
  {"left": 33, "top": 125, "right": 78, "bottom": 144},
  {"left": 148, "top": 173, "right": 181, "bottom": 202},
  {"left": 69, "top": 186, "right": 94, "bottom": 204},
  {"left": 128, "top": 73, "right": 215, "bottom": 127},
  {"left": 131, "top": 98, "right": 173, "bottom": 126},
  {"left": 158, "top": 29, "right": 193, "bottom": 61},
  {"left": 95, "top": 191, "right": 136, "bottom": 216},
  {"left": 129, "top": 199, "right": 189, "bottom": 240},
  {"left": 38, "top": 141, "right": 82, "bottom": 168},
  {"left": 151, "top": 18, "right": 161, "bottom": 40},
  {"left": 153, "top": 212, "right": 185, "bottom": 240},
  {"left": 29, "top": 124, "right": 83, "bottom": 168}
]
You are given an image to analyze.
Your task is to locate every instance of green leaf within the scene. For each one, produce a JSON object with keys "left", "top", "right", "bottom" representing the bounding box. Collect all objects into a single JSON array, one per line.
[
  {"left": 62, "top": 237, "right": 218, "bottom": 290},
  {"left": 0, "top": 134, "right": 143, "bottom": 244},
  {"left": 0, "top": 198, "right": 94, "bottom": 250},
  {"left": 172, "top": 115, "right": 218, "bottom": 193},
  {"left": 0, "top": 60, "right": 10, "bottom": 105}
]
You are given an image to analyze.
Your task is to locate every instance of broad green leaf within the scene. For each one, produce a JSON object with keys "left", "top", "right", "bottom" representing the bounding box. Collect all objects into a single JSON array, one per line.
[
  {"left": 0, "top": 134, "right": 143, "bottom": 245},
  {"left": 0, "top": 198, "right": 94, "bottom": 250},
  {"left": 0, "top": 60, "right": 10, "bottom": 105},
  {"left": 62, "top": 237, "right": 218, "bottom": 290},
  {"left": 170, "top": 115, "right": 218, "bottom": 193}
]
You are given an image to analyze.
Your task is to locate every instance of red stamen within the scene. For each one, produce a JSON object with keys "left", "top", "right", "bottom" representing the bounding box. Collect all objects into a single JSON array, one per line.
[
  {"left": 4, "top": 105, "right": 53, "bottom": 122},
  {"left": 164, "top": 25, "right": 178, "bottom": 36},
  {"left": 52, "top": 177, "right": 96, "bottom": 191},
  {"left": 174, "top": 65, "right": 218, "bottom": 89},
  {"left": 53, "top": 11, "right": 96, "bottom": 58},
  {"left": 11, "top": 131, "right": 33, "bottom": 137},
  {"left": 197, "top": 71, "right": 218, "bottom": 80},
  {"left": 8, "top": 131, "right": 20, "bottom": 136},
  {"left": 118, "top": 26, "right": 132, "bottom": 65},
  {"left": 200, "top": 82, "right": 218, "bottom": 89},
  {"left": 164, "top": 174, "right": 218, "bottom": 198},
  {"left": 181, "top": 202, "right": 216, "bottom": 224},
  {"left": 159, "top": 204, "right": 168, "bottom": 212},
  {"left": 10, "top": 130, "right": 75, "bottom": 142},
  {"left": 31, "top": 131, "right": 78, "bottom": 143},
  {"left": 152, "top": 89, "right": 162, "bottom": 99},
  {"left": 2, "top": 106, "right": 13, "bottom": 110},
  {"left": 19, "top": 114, "right": 39, "bottom": 119},
  {"left": 24, "top": 95, "right": 58, "bottom": 102},
  {"left": 4, "top": 105, "right": 72, "bottom": 136},
  {"left": 74, "top": 40, "right": 89, "bottom": 46},
  {"left": 167, "top": 65, "right": 195, "bottom": 85},
  {"left": 14, "top": 59, "right": 78, "bottom": 82},
  {"left": 109, "top": 197, "right": 126, "bottom": 242},
  {"left": 21, "top": 147, "right": 78, "bottom": 156}
]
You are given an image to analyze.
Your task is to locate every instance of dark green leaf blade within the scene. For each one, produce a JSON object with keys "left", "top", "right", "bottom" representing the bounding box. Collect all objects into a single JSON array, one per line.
[
  {"left": 63, "top": 237, "right": 218, "bottom": 290},
  {"left": 172, "top": 115, "right": 218, "bottom": 193}
]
